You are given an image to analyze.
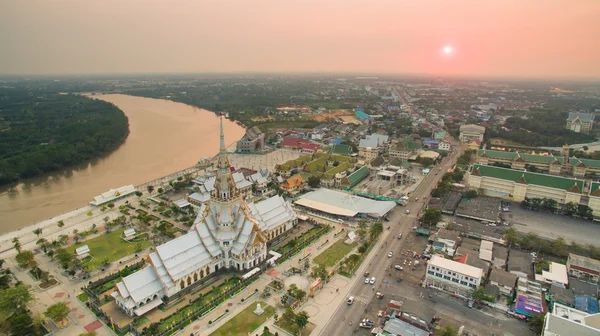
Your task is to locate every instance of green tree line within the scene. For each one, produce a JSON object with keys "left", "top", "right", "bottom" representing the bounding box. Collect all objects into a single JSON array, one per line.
[{"left": 0, "top": 89, "right": 129, "bottom": 185}]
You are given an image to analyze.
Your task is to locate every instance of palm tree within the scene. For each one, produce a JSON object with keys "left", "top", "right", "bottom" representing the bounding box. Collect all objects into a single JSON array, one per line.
[
  {"left": 57, "top": 220, "right": 65, "bottom": 228},
  {"left": 147, "top": 185, "right": 155, "bottom": 194},
  {"left": 33, "top": 228, "right": 43, "bottom": 237},
  {"left": 12, "top": 237, "right": 21, "bottom": 253},
  {"left": 73, "top": 229, "right": 80, "bottom": 244}
]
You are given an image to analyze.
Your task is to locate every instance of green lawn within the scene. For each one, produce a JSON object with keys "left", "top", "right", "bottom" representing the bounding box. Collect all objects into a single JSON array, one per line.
[
  {"left": 313, "top": 239, "right": 357, "bottom": 267},
  {"left": 77, "top": 292, "right": 90, "bottom": 303},
  {"left": 275, "top": 319, "right": 316, "bottom": 336},
  {"left": 65, "top": 229, "right": 151, "bottom": 270},
  {"left": 210, "top": 301, "right": 274, "bottom": 336},
  {"left": 158, "top": 278, "right": 243, "bottom": 332}
]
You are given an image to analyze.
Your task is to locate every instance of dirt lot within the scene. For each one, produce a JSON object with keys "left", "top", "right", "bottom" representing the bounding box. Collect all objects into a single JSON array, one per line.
[
  {"left": 303, "top": 109, "right": 352, "bottom": 121},
  {"left": 389, "top": 232, "right": 429, "bottom": 285}
]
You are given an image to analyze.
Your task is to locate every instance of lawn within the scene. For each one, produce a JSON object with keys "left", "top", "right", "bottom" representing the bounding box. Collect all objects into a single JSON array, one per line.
[
  {"left": 65, "top": 229, "right": 151, "bottom": 270},
  {"left": 275, "top": 319, "right": 316, "bottom": 336},
  {"left": 313, "top": 239, "right": 357, "bottom": 267},
  {"left": 77, "top": 292, "right": 90, "bottom": 303},
  {"left": 210, "top": 301, "right": 274, "bottom": 336},
  {"left": 158, "top": 278, "right": 243, "bottom": 332}
]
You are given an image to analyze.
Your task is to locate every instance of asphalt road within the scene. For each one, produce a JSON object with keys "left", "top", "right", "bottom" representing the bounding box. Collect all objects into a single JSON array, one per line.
[{"left": 319, "top": 145, "right": 463, "bottom": 336}]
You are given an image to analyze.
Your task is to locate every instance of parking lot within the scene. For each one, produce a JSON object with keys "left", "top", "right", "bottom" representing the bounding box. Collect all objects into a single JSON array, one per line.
[{"left": 510, "top": 204, "right": 600, "bottom": 247}]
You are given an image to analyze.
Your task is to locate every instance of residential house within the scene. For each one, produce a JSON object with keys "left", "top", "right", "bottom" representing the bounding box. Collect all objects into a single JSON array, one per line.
[
  {"left": 433, "top": 229, "right": 461, "bottom": 256},
  {"left": 489, "top": 269, "right": 518, "bottom": 297},
  {"left": 536, "top": 262, "right": 569, "bottom": 288},
  {"left": 508, "top": 249, "right": 534, "bottom": 279},
  {"left": 568, "top": 254, "right": 600, "bottom": 283},
  {"left": 438, "top": 141, "right": 452, "bottom": 151}
]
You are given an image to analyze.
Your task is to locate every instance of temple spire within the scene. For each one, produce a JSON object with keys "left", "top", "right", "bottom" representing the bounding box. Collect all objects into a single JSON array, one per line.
[{"left": 220, "top": 117, "right": 225, "bottom": 153}]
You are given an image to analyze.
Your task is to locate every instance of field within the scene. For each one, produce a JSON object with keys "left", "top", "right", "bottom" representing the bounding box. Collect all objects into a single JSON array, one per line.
[
  {"left": 65, "top": 229, "right": 151, "bottom": 270},
  {"left": 489, "top": 137, "right": 526, "bottom": 147},
  {"left": 209, "top": 301, "right": 274, "bottom": 336},
  {"left": 313, "top": 239, "right": 357, "bottom": 267},
  {"left": 301, "top": 109, "right": 352, "bottom": 121}
]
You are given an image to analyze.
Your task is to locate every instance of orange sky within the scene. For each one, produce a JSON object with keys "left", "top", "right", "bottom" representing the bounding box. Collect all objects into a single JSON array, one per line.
[{"left": 1, "top": 0, "right": 599, "bottom": 78}]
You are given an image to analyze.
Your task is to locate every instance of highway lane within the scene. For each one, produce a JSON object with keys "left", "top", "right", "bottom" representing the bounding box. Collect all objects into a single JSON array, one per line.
[{"left": 319, "top": 147, "right": 462, "bottom": 336}]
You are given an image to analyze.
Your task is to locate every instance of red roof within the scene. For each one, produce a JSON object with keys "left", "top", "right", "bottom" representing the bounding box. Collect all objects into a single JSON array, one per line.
[
  {"left": 280, "top": 137, "right": 322, "bottom": 151},
  {"left": 454, "top": 255, "right": 468, "bottom": 264}
]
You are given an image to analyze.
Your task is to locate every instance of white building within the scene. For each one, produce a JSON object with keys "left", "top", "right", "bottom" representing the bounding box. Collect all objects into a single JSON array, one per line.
[
  {"left": 536, "top": 262, "right": 569, "bottom": 288},
  {"left": 438, "top": 141, "right": 451, "bottom": 151},
  {"left": 90, "top": 185, "right": 137, "bottom": 206},
  {"left": 459, "top": 124, "right": 485, "bottom": 145},
  {"left": 543, "top": 303, "right": 600, "bottom": 336},
  {"left": 111, "top": 119, "right": 297, "bottom": 317},
  {"left": 425, "top": 255, "right": 484, "bottom": 296}
]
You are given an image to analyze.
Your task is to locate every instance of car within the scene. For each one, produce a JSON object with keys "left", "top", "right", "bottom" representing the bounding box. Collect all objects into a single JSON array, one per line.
[
  {"left": 376, "top": 291, "right": 384, "bottom": 299},
  {"left": 364, "top": 271, "right": 370, "bottom": 277},
  {"left": 405, "top": 209, "right": 410, "bottom": 214},
  {"left": 365, "top": 277, "right": 370, "bottom": 284},
  {"left": 347, "top": 296, "right": 355, "bottom": 305},
  {"left": 361, "top": 319, "right": 375, "bottom": 326},
  {"left": 394, "top": 264, "right": 403, "bottom": 270},
  {"left": 369, "top": 277, "right": 376, "bottom": 284},
  {"left": 388, "top": 251, "right": 393, "bottom": 258},
  {"left": 397, "top": 233, "right": 403, "bottom": 239},
  {"left": 467, "top": 299, "right": 474, "bottom": 308}
]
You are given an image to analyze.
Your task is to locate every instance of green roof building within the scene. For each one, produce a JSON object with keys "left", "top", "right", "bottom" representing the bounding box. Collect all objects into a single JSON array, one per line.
[{"left": 469, "top": 164, "right": 584, "bottom": 205}]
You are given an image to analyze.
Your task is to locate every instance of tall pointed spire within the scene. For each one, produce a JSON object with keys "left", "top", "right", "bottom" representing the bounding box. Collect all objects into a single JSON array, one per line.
[{"left": 219, "top": 117, "right": 226, "bottom": 153}]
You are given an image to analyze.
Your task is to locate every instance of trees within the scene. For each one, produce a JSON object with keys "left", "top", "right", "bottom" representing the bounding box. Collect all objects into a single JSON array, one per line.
[
  {"left": 33, "top": 228, "right": 42, "bottom": 237},
  {"left": 307, "top": 176, "right": 321, "bottom": 188},
  {"left": 15, "top": 251, "right": 36, "bottom": 269},
  {"left": 55, "top": 248, "right": 74, "bottom": 269},
  {"left": 356, "top": 220, "right": 368, "bottom": 241},
  {"left": 73, "top": 229, "right": 80, "bottom": 244},
  {"left": 12, "top": 238, "right": 21, "bottom": 253},
  {"left": 157, "top": 187, "right": 164, "bottom": 194},
  {"left": 107, "top": 202, "right": 115, "bottom": 209},
  {"left": 564, "top": 202, "right": 578, "bottom": 216},
  {"left": 438, "top": 325, "right": 458, "bottom": 336},
  {"left": 311, "top": 264, "right": 328, "bottom": 280},
  {"left": 464, "top": 190, "right": 478, "bottom": 199},
  {"left": 44, "top": 302, "right": 70, "bottom": 327},
  {"left": 528, "top": 314, "right": 545, "bottom": 335},
  {"left": 504, "top": 228, "right": 518, "bottom": 247},
  {"left": 86, "top": 211, "right": 93, "bottom": 217},
  {"left": 57, "top": 220, "right": 65, "bottom": 228},
  {"left": 369, "top": 222, "right": 383, "bottom": 242},
  {"left": 295, "top": 310, "right": 309, "bottom": 334},
  {"left": 147, "top": 185, "right": 155, "bottom": 194},
  {"left": 421, "top": 208, "right": 442, "bottom": 228},
  {"left": 578, "top": 205, "right": 594, "bottom": 219}
]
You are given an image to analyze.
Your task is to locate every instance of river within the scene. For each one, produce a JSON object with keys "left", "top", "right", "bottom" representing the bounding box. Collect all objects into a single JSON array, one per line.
[{"left": 0, "top": 94, "right": 245, "bottom": 234}]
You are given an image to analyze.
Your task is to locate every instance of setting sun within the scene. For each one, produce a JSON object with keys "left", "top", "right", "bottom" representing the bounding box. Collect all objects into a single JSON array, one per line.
[{"left": 444, "top": 46, "right": 453, "bottom": 54}]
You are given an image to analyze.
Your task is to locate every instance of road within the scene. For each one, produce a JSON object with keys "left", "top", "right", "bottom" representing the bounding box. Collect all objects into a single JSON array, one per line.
[{"left": 319, "top": 143, "right": 463, "bottom": 336}]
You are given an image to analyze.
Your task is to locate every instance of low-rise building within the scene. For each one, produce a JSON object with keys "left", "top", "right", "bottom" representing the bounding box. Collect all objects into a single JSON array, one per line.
[
  {"left": 281, "top": 175, "right": 306, "bottom": 191},
  {"left": 358, "top": 134, "right": 389, "bottom": 163},
  {"left": 425, "top": 255, "right": 484, "bottom": 296},
  {"left": 508, "top": 249, "right": 534, "bottom": 279},
  {"left": 236, "top": 126, "right": 264, "bottom": 153},
  {"left": 279, "top": 137, "right": 322, "bottom": 154},
  {"left": 459, "top": 124, "right": 485, "bottom": 147},
  {"left": 438, "top": 141, "right": 452, "bottom": 151},
  {"left": 469, "top": 164, "right": 584, "bottom": 205},
  {"left": 492, "top": 245, "right": 509, "bottom": 269},
  {"left": 568, "top": 254, "right": 600, "bottom": 283},
  {"left": 489, "top": 269, "right": 518, "bottom": 297},
  {"left": 536, "top": 262, "right": 569, "bottom": 288},
  {"left": 515, "top": 277, "right": 546, "bottom": 317},
  {"left": 566, "top": 112, "right": 595, "bottom": 134},
  {"left": 433, "top": 229, "right": 461, "bottom": 256},
  {"left": 543, "top": 303, "right": 600, "bottom": 336}
]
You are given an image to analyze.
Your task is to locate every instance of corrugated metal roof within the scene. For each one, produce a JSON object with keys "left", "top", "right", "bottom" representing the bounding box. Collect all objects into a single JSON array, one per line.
[{"left": 295, "top": 188, "right": 395, "bottom": 217}]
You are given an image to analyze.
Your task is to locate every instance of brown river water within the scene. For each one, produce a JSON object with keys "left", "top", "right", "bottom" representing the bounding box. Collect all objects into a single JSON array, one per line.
[{"left": 0, "top": 94, "right": 245, "bottom": 234}]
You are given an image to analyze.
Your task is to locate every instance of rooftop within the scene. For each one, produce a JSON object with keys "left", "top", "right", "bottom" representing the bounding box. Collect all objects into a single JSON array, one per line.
[
  {"left": 471, "top": 164, "right": 584, "bottom": 192},
  {"left": 429, "top": 255, "right": 483, "bottom": 279},
  {"left": 455, "top": 195, "right": 501, "bottom": 222},
  {"left": 567, "top": 112, "right": 595, "bottom": 123},
  {"left": 489, "top": 268, "right": 518, "bottom": 288},
  {"left": 460, "top": 124, "right": 486, "bottom": 133},
  {"left": 359, "top": 134, "right": 389, "bottom": 148},
  {"left": 569, "top": 253, "right": 600, "bottom": 272},
  {"left": 295, "top": 188, "right": 396, "bottom": 218}
]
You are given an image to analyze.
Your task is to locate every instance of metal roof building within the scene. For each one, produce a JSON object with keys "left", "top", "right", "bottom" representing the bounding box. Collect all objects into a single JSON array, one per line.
[{"left": 294, "top": 188, "right": 396, "bottom": 218}]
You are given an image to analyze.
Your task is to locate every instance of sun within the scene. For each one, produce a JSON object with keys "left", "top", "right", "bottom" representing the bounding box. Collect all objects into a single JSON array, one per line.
[{"left": 443, "top": 46, "right": 452, "bottom": 54}]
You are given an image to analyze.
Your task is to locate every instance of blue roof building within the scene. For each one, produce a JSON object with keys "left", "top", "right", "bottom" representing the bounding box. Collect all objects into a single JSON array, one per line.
[{"left": 355, "top": 109, "right": 373, "bottom": 122}]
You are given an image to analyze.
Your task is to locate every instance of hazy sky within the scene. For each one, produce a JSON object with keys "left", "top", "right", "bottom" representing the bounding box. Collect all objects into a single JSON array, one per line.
[{"left": 1, "top": 0, "right": 599, "bottom": 78}]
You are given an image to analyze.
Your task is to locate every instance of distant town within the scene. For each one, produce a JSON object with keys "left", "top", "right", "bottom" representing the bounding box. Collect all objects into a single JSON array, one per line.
[{"left": 2, "top": 75, "right": 600, "bottom": 336}]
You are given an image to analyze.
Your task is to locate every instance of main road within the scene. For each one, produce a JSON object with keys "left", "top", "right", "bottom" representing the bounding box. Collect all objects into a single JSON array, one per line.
[{"left": 319, "top": 140, "right": 463, "bottom": 336}]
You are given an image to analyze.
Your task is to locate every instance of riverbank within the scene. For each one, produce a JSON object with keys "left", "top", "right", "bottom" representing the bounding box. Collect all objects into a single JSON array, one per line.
[{"left": 0, "top": 94, "right": 245, "bottom": 234}]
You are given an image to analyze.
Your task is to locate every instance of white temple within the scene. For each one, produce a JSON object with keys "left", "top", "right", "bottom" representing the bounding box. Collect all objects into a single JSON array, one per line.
[{"left": 112, "top": 118, "right": 297, "bottom": 316}]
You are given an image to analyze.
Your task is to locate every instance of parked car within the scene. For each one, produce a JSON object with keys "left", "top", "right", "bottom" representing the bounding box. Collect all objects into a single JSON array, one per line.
[
  {"left": 394, "top": 265, "right": 403, "bottom": 270},
  {"left": 364, "top": 271, "right": 370, "bottom": 277},
  {"left": 376, "top": 291, "right": 384, "bottom": 299},
  {"left": 347, "top": 296, "right": 355, "bottom": 305},
  {"left": 397, "top": 233, "right": 403, "bottom": 239},
  {"left": 405, "top": 209, "right": 410, "bottom": 214},
  {"left": 365, "top": 277, "right": 370, "bottom": 284},
  {"left": 388, "top": 251, "right": 393, "bottom": 258},
  {"left": 369, "top": 277, "right": 376, "bottom": 285}
]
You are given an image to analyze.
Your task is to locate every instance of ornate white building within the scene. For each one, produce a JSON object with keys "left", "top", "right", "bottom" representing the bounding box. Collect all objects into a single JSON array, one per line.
[{"left": 112, "top": 119, "right": 297, "bottom": 316}]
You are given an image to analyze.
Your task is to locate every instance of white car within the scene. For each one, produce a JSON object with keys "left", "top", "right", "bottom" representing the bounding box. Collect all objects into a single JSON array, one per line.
[
  {"left": 364, "top": 277, "right": 370, "bottom": 284},
  {"left": 394, "top": 265, "right": 403, "bottom": 270},
  {"left": 388, "top": 251, "right": 393, "bottom": 258},
  {"left": 369, "top": 277, "right": 376, "bottom": 285},
  {"left": 347, "top": 296, "right": 354, "bottom": 305}
]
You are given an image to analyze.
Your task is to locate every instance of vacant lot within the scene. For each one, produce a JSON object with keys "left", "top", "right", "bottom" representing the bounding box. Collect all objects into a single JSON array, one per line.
[
  {"left": 66, "top": 228, "right": 151, "bottom": 270},
  {"left": 210, "top": 301, "right": 274, "bottom": 336},
  {"left": 313, "top": 239, "right": 356, "bottom": 267},
  {"left": 510, "top": 204, "right": 600, "bottom": 247},
  {"left": 302, "top": 109, "right": 351, "bottom": 121}
]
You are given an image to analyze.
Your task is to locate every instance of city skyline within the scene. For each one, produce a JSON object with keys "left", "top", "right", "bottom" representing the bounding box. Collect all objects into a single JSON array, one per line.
[{"left": 1, "top": 0, "right": 599, "bottom": 79}]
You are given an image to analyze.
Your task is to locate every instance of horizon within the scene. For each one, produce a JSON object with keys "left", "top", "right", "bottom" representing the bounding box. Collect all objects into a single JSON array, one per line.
[{"left": 1, "top": 0, "right": 599, "bottom": 79}]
